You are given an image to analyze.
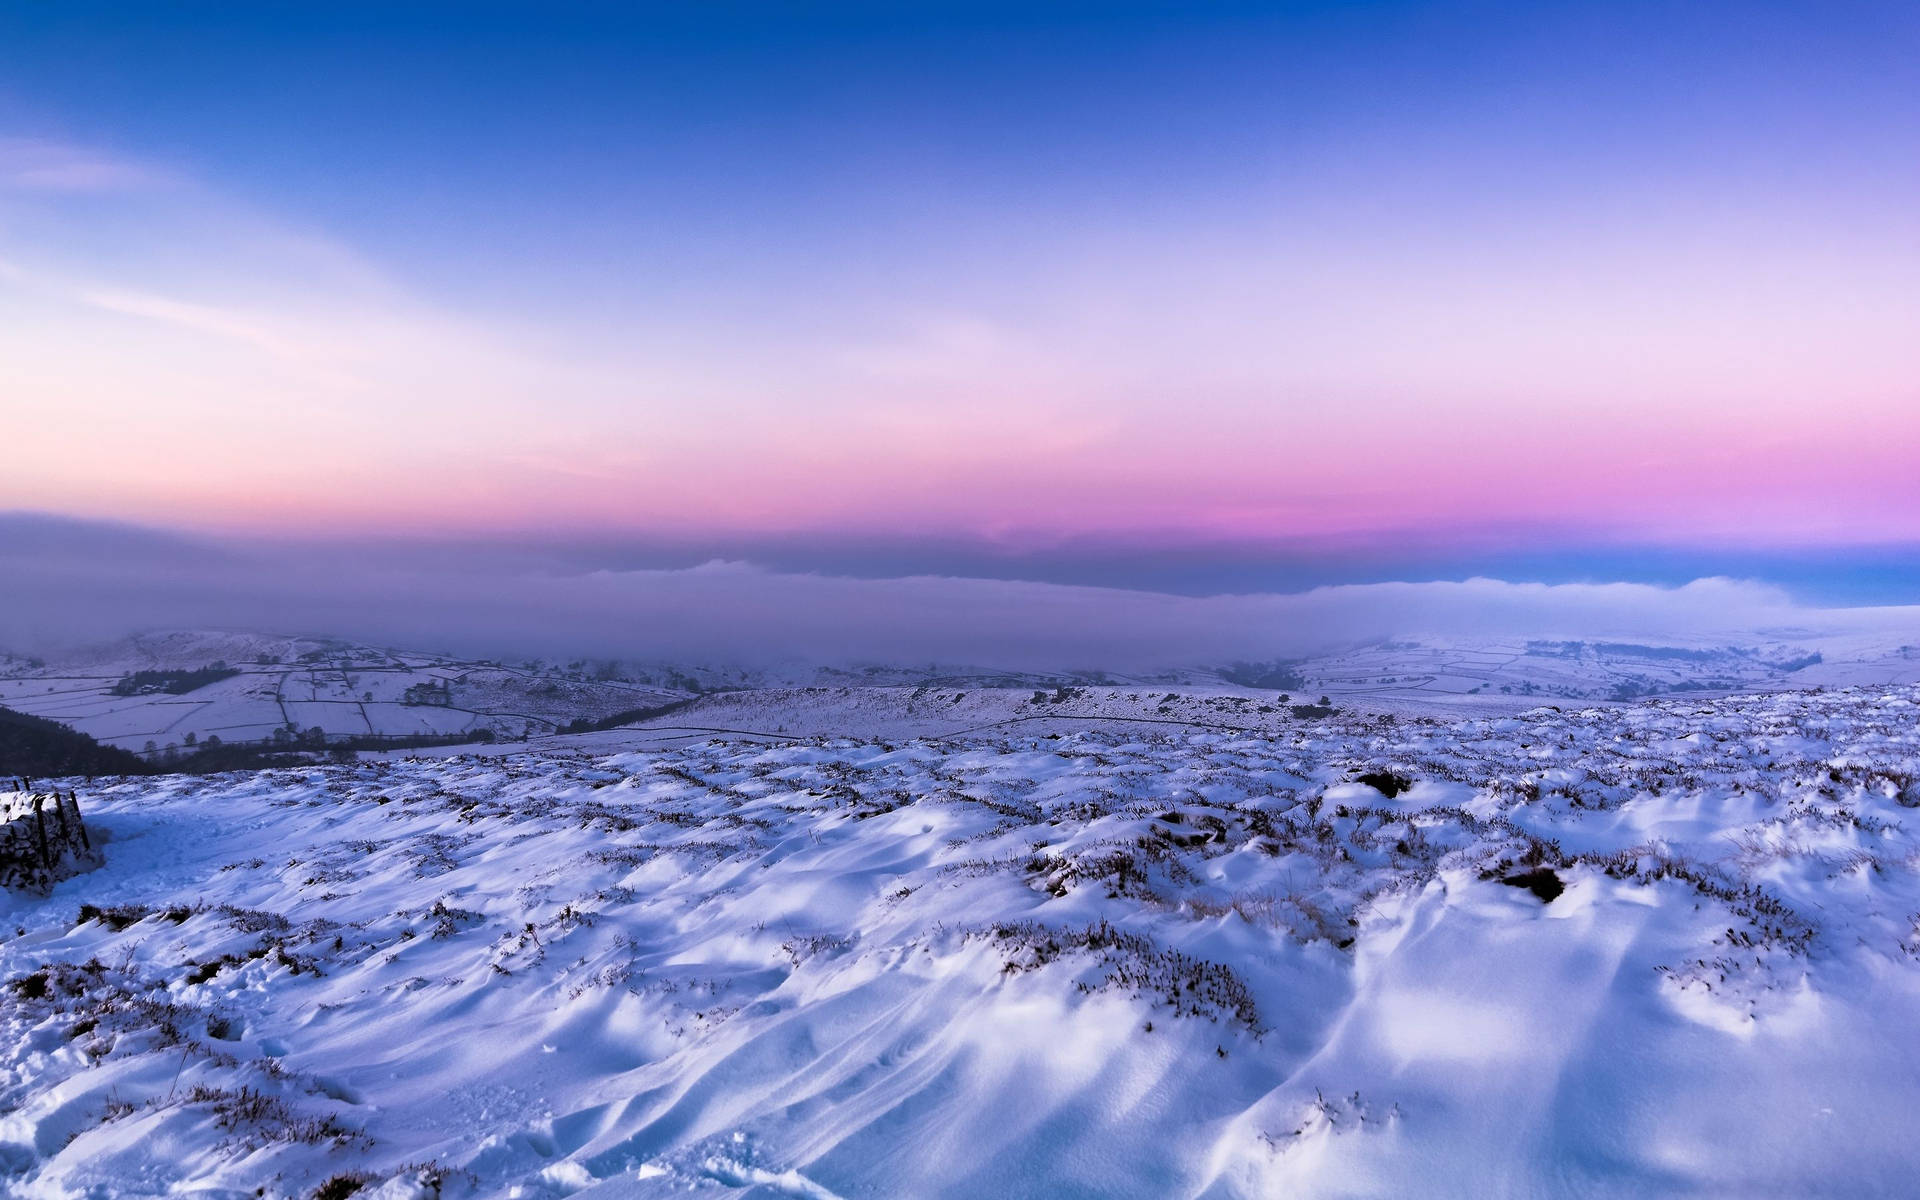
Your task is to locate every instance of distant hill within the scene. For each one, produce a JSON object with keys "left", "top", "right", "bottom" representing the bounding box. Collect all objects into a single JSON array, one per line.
[{"left": 0, "top": 706, "right": 148, "bottom": 779}]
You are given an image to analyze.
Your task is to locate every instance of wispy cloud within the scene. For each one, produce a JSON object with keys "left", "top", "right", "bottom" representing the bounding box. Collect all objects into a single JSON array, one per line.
[
  {"left": 73, "top": 286, "right": 308, "bottom": 357},
  {"left": 0, "top": 137, "right": 162, "bottom": 193},
  {"left": 0, "top": 135, "right": 657, "bottom": 518}
]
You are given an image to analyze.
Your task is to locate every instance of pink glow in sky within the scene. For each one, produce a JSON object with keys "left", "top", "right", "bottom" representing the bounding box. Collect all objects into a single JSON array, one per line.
[{"left": 4, "top": 3, "right": 1919, "bottom": 562}]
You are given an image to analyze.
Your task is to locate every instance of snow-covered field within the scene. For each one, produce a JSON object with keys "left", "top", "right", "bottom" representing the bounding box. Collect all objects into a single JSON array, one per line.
[
  {"left": 7, "top": 686, "right": 1920, "bottom": 1197},
  {"left": 15, "top": 625, "right": 1920, "bottom": 760},
  {"left": 0, "top": 633, "right": 687, "bottom": 754}
]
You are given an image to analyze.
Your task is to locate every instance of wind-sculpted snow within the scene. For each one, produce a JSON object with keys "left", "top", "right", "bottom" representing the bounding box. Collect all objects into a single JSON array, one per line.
[{"left": 6, "top": 689, "right": 1920, "bottom": 1197}]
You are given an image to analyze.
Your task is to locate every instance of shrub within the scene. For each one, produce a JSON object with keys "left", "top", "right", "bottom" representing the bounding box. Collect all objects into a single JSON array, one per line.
[
  {"left": 1502, "top": 868, "right": 1565, "bottom": 903},
  {"left": 311, "top": 1173, "right": 374, "bottom": 1200},
  {"left": 1355, "top": 771, "right": 1412, "bottom": 799}
]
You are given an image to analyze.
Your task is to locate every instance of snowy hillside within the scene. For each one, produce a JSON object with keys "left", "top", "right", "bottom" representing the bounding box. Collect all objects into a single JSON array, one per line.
[
  {"left": 1252, "top": 630, "right": 1919, "bottom": 707},
  {"left": 7, "top": 686, "right": 1920, "bottom": 1197},
  {"left": 1281, "top": 637, "right": 1833, "bottom": 702}
]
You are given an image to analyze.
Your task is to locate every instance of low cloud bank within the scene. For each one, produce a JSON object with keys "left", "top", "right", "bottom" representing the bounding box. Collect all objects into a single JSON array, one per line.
[{"left": 1, "top": 514, "right": 1911, "bottom": 668}]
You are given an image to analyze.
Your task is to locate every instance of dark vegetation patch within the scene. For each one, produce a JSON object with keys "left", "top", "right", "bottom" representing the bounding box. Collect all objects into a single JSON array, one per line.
[
  {"left": 184, "top": 943, "right": 274, "bottom": 985},
  {"left": 1027, "top": 686, "right": 1080, "bottom": 705},
  {"left": 1219, "top": 660, "right": 1308, "bottom": 691},
  {"left": 156, "top": 728, "right": 495, "bottom": 772},
  {"left": 1355, "top": 770, "right": 1413, "bottom": 799},
  {"left": 563, "top": 698, "right": 698, "bottom": 734},
  {"left": 983, "top": 919, "right": 1264, "bottom": 1033},
  {"left": 3, "top": 703, "right": 501, "bottom": 779},
  {"left": 0, "top": 705, "right": 147, "bottom": 777},
  {"left": 185, "top": 1084, "right": 362, "bottom": 1148},
  {"left": 111, "top": 665, "right": 241, "bottom": 696},
  {"left": 1502, "top": 867, "right": 1565, "bottom": 903},
  {"left": 9, "top": 968, "right": 51, "bottom": 1000},
  {"left": 78, "top": 902, "right": 194, "bottom": 931},
  {"left": 311, "top": 1173, "right": 375, "bottom": 1200}
]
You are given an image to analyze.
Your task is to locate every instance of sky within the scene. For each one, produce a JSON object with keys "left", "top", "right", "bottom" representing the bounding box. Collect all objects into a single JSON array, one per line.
[{"left": 3, "top": 1, "right": 1919, "bottom": 647}]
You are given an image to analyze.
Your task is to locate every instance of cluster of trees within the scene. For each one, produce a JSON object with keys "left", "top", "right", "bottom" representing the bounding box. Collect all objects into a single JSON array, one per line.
[
  {"left": 1219, "top": 660, "right": 1309, "bottom": 691},
  {"left": 561, "top": 699, "right": 696, "bottom": 734},
  {"left": 0, "top": 707, "right": 147, "bottom": 777},
  {"left": 109, "top": 663, "right": 241, "bottom": 696},
  {"left": 141, "top": 726, "right": 497, "bottom": 771},
  {"left": 0, "top": 712, "right": 498, "bottom": 777},
  {"left": 402, "top": 680, "right": 454, "bottom": 706}
]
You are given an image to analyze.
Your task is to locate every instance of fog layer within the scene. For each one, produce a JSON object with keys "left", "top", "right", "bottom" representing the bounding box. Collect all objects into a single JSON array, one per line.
[{"left": 2, "top": 514, "right": 1912, "bottom": 667}]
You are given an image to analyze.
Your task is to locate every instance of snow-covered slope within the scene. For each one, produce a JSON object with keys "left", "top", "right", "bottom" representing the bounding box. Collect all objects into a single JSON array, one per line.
[
  {"left": 6, "top": 688, "right": 1920, "bottom": 1197},
  {"left": 1284, "top": 636, "right": 1828, "bottom": 702}
]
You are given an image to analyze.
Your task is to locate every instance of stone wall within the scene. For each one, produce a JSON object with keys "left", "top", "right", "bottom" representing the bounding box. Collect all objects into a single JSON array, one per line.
[{"left": 1, "top": 789, "right": 102, "bottom": 892}]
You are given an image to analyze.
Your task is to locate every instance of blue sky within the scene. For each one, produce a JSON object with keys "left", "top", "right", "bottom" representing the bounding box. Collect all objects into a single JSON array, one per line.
[{"left": 2, "top": 1, "right": 1917, "bottom": 603}]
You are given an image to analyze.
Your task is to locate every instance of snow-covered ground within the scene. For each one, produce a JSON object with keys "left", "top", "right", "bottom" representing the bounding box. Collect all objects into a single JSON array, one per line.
[
  {"left": 0, "top": 633, "right": 688, "bottom": 754},
  {"left": 16, "top": 625, "right": 1919, "bottom": 760},
  {"left": 7, "top": 686, "right": 1920, "bottom": 1197}
]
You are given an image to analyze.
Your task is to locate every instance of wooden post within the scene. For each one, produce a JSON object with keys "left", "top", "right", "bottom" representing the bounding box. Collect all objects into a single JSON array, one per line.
[
  {"left": 33, "top": 795, "right": 51, "bottom": 869},
  {"left": 70, "top": 792, "right": 90, "bottom": 851}
]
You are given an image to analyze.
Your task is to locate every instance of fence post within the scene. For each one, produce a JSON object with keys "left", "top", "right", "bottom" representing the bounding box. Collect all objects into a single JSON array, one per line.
[
  {"left": 70, "top": 792, "right": 91, "bottom": 851},
  {"left": 33, "top": 795, "right": 52, "bottom": 869}
]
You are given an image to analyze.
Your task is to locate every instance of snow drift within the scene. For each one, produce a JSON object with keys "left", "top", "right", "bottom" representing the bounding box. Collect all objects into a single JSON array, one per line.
[{"left": 6, "top": 688, "right": 1920, "bottom": 1196}]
